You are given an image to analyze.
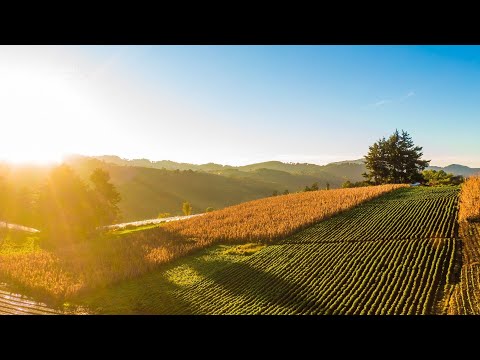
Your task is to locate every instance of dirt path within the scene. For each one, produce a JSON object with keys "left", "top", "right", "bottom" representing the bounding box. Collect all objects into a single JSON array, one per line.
[
  {"left": 0, "top": 221, "right": 39, "bottom": 233},
  {"left": 102, "top": 214, "right": 203, "bottom": 230},
  {"left": 1, "top": 214, "right": 203, "bottom": 234}
]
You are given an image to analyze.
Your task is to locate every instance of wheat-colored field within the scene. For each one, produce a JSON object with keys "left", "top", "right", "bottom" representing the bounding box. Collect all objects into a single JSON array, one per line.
[
  {"left": 459, "top": 175, "right": 480, "bottom": 222},
  {"left": 0, "top": 184, "right": 404, "bottom": 300}
]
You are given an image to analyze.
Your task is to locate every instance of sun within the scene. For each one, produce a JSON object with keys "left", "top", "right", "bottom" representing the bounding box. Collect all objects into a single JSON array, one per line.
[
  {"left": 0, "top": 150, "right": 64, "bottom": 166},
  {"left": 0, "top": 47, "right": 92, "bottom": 166}
]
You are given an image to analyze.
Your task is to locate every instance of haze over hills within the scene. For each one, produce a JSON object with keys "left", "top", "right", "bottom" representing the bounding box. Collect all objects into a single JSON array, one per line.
[
  {"left": 74, "top": 155, "right": 478, "bottom": 221},
  {"left": 3, "top": 154, "right": 479, "bottom": 223},
  {"left": 94, "top": 155, "right": 368, "bottom": 182},
  {"left": 93, "top": 155, "right": 480, "bottom": 179},
  {"left": 64, "top": 156, "right": 362, "bottom": 221}
]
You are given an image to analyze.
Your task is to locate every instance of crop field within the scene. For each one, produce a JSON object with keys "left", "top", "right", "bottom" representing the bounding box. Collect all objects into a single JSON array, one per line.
[
  {"left": 170, "top": 187, "right": 461, "bottom": 314},
  {"left": 447, "top": 176, "right": 480, "bottom": 314},
  {"left": 447, "top": 222, "right": 480, "bottom": 314},
  {"left": 2, "top": 185, "right": 472, "bottom": 315},
  {"left": 164, "top": 184, "right": 406, "bottom": 243},
  {"left": 459, "top": 175, "right": 480, "bottom": 222},
  {"left": 0, "top": 184, "right": 402, "bottom": 301}
]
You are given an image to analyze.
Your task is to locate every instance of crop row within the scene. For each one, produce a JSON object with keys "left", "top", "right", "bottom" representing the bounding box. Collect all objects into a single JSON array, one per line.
[
  {"left": 449, "top": 264, "right": 480, "bottom": 315},
  {"left": 172, "top": 187, "right": 460, "bottom": 315},
  {"left": 164, "top": 184, "right": 406, "bottom": 243},
  {"left": 174, "top": 238, "right": 457, "bottom": 315},
  {"left": 283, "top": 187, "right": 459, "bottom": 245}
]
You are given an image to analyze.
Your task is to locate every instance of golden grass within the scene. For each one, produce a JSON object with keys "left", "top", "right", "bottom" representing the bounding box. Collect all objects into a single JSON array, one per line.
[
  {"left": 0, "top": 184, "right": 405, "bottom": 300},
  {"left": 459, "top": 175, "right": 480, "bottom": 222},
  {"left": 164, "top": 185, "right": 406, "bottom": 243}
]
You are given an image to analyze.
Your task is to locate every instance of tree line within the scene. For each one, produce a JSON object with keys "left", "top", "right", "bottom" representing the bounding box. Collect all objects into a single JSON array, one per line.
[{"left": 0, "top": 165, "right": 121, "bottom": 244}]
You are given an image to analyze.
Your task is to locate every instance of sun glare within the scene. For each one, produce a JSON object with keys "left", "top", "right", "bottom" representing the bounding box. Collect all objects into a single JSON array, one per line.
[
  {"left": 0, "top": 150, "right": 63, "bottom": 165},
  {"left": 0, "top": 47, "right": 93, "bottom": 166}
]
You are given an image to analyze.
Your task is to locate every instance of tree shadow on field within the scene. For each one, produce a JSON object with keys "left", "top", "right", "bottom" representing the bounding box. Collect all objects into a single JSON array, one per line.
[{"left": 185, "top": 259, "right": 331, "bottom": 315}]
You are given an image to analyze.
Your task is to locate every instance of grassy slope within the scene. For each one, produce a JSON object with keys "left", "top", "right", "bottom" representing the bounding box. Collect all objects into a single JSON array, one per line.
[
  {"left": 73, "top": 186, "right": 460, "bottom": 314},
  {"left": 71, "top": 244, "right": 259, "bottom": 314}
]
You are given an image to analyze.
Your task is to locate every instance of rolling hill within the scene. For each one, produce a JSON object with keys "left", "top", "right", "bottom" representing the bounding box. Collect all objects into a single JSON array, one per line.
[
  {"left": 69, "top": 155, "right": 480, "bottom": 221},
  {"left": 65, "top": 157, "right": 276, "bottom": 221},
  {"left": 64, "top": 156, "right": 368, "bottom": 221}
]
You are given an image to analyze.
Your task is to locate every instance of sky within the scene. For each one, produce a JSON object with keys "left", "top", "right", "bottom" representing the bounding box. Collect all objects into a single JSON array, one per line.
[{"left": 1, "top": 45, "right": 480, "bottom": 167}]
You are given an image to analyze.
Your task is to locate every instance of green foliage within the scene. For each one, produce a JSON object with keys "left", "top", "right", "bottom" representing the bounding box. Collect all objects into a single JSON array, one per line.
[
  {"left": 28, "top": 165, "right": 122, "bottom": 244},
  {"left": 342, "top": 180, "right": 369, "bottom": 188},
  {"left": 36, "top": 165, "right": 96, "bottom": 242},
  {"left": 158, "top": 212, "right": 171, "bottom": 218},
  {"left": 111, "top": 223, "right": 160, "bottom": 235},
  {"left": 422, "top": 169, "right": 464, "bottom": 186},
  {"left": 90, "top": 168, "right": 122, "bottom": 227},
  {"left": 363, "top": 130, "right": 430, "bottom": 184},
  {"left": 222, "top": 243, "right": 266, "bottom": 256},
  {"left": 205, "top": 207, "right": 214, "bottom": 213},
  {"left": 304, "top": 182, "right": 319, "bottom": 192},
  {"left": 182, "top": 201, "right": 192, "bottom": 216}
]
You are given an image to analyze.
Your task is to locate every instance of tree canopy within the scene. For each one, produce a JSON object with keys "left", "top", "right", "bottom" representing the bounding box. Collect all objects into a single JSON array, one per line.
[
  {"left": 363, "top": 130, "right": 430, "bottom": 185},
  {"left": 182, "top": 201, "right": 192, "bottom": 216},
  {"left": 0, "top": 164, "right": 124, "bottom": 245},
  {"left": 36, "top": 165, "right": 95, "bottom": 241},
  {"left": 422, "top": 170, "right": 464, "bottom": 186},
  {"left": 90, "top": 168, "right": 122, "bottom": 227}
]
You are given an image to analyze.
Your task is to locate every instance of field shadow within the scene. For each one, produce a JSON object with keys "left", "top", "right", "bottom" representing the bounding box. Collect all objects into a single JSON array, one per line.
[{"left": 183, "top": 259, "right": 330, "bottom": 314}]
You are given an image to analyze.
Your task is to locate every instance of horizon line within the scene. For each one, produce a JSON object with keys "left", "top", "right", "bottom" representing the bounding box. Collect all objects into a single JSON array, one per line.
[{"left": 1, "top": 153, "right": 476, "bottom": 170}]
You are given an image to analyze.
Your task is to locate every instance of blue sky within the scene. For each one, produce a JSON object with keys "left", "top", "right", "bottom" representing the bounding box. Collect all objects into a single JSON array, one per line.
[{"left": 1, "top": 45, "right": 479, "bottom": 166}]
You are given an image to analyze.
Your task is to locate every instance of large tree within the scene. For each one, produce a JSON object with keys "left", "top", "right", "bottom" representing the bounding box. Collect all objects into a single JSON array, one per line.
[
  {"left": 363, "top": 130, "right": 430, "bottom": 184},
  {"left": 90, "top": 168, "right": 122, "bottom": 227},
  {"left": 36, "top": 165, "right": 96, "bottom": 241}
]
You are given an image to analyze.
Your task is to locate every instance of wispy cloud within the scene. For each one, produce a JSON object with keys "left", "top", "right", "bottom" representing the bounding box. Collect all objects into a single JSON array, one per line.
[
  {"left": 367, "top": 90, "right": 415, "bottom": 109},
  {"left": 400, "top": 90, "right": 415, "bottom": 101},
  {"left": 372, "top": 99, "right": 392, "bottom": 107}
]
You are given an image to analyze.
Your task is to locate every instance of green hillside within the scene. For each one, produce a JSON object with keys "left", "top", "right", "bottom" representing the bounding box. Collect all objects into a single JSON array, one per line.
[
  {"left": 92, "top": 156, "right": 367, "bottom": 183},
  {"left": 65, "top": 157, "right": 277, "bottom": 221},
  {"left": 64, "top": 156, "right": 365, "bottom": 221}
]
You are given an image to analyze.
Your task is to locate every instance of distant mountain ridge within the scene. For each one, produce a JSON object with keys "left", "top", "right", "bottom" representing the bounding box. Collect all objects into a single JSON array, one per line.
[
  {"left": 427, "top": 164, "right": 480, "bottom": 177},
  {"left": 91, "top": 155, "right": 480, "bottom": 179},
  {"left": 92, "top": 156, "right": 368, "bottom": 180}
]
